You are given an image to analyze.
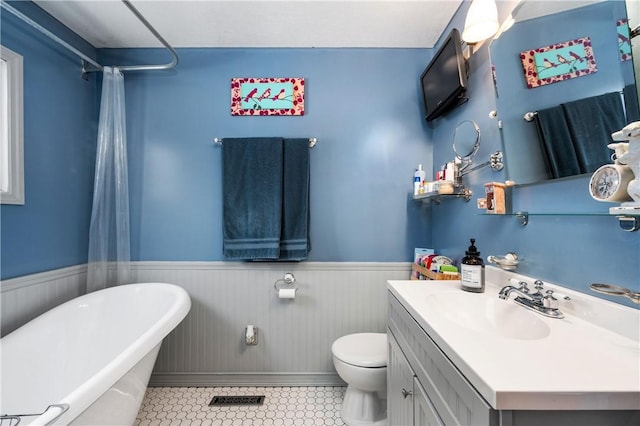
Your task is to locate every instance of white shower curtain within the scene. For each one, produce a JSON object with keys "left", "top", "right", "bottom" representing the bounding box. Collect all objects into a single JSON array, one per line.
[{"left": 87, "top": 67, "right": 130, "bottom": 292}]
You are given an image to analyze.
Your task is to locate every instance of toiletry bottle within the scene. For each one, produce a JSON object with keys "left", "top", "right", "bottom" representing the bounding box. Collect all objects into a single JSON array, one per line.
[
  {"left": 414, "top": 164, "right": 426, "bottom": 195},
  {"left": 461, "top": 238, "right": 485, "bottom": 293},
  {"left": 445, "top": 161, "right": 455, "bottom": 182}
]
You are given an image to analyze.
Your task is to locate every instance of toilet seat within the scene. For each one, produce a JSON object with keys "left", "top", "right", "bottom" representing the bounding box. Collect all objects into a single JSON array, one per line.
[{"left": 332, "top": 333, "right": 387, "bottom": 368}]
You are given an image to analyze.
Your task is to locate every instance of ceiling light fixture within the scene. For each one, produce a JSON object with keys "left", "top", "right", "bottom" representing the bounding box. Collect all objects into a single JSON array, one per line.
[{"left": 462, "top": 0, "right": 499, "bottom": 44}]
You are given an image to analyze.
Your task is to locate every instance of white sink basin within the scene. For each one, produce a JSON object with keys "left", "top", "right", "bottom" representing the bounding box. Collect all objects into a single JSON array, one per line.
[{"left": 425, "top": 292, "right": 551, "bottom": 340}]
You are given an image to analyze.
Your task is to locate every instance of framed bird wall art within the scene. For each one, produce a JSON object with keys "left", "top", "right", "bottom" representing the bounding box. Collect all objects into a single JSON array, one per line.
[
  {"left": 617, "top": 19, "right": 632, "bottom": 62},
  {"left": 519, "top": 37, "right": 597, "bottom": 89},
  {"left": 230, "top": 77, "right": 305, "bottom": 116}
]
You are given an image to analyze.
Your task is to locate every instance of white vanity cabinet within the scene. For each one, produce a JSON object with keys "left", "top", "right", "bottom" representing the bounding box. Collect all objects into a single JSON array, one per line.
[
  {"left": 387, "top": 332, "right": 415, "bottom": 425},
  {"left": 413, "top": 377, "right": 443, "bottom": 425},
  {"left": 387, "top": 280, "right": 640, "bottom": 426},
  {"left": 388, "top": 292, "right": 496, "bottom": 426},
  {"left": 388, "top": 331, "right": 443, "bottom": 425}
]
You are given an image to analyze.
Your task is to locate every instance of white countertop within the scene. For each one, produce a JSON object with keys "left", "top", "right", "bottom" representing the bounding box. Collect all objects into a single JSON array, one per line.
[{"left": 388, "top": 270, "right": 640, "bottom": 411}]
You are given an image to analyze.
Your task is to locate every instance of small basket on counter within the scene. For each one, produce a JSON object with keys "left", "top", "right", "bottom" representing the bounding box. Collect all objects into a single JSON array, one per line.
[{"left": 411, "top": 263, "right": 460, "bottom": 280}]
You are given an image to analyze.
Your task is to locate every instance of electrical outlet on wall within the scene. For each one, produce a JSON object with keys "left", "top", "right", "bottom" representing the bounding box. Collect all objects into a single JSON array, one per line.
[{"left": 245, "top": 325, "right": 258, "bottom": 345}]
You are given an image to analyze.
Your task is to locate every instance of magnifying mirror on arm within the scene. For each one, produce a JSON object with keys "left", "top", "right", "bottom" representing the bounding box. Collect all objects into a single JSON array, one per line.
[
  {"left": 453, "top": 120, "right": 481, "bottom": 176},
  {"left": 452, "top": 120, "right": 504, "bottom": 180}
]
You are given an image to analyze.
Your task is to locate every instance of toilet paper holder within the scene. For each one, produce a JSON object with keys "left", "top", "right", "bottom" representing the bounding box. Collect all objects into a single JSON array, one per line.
[{"left": 274, "top": 272, "right": 299, "bottom": 294}]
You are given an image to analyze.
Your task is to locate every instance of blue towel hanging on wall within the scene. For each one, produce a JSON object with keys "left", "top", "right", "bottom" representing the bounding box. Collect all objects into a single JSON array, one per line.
[
  {"left": 623, "top": 84, "right": 640, "bottom": 122},
  {"left": 534, "top": 105, "right": 581, "bottom": 179},
  {"left": 222, "top": 137, "right": 310, "bottom": 261},
  {"left": 280, "top": 138, "right": 311, "bottom": 260},
  {"left": 562, "top": 91, "right": 625, "bottom": 174},
  {"left": 534, "top": 92, "right": 626, "bottom": 179},
  {"left": 223, "top": 137, "right": 283, "bottom": 260}
]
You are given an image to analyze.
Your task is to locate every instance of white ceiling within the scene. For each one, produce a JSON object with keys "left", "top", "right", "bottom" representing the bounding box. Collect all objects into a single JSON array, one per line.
[{"left": 33, "top": 0, "right": 463, "bottom": 49}]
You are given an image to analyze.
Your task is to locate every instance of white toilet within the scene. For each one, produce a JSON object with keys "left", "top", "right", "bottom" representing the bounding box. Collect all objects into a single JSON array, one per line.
[{"left": 332, "top": 333, "right": 387, "bottom": 426}]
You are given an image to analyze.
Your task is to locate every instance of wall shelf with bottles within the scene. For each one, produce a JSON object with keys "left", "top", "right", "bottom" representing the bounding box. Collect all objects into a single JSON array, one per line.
[
  {"left": 413, "top": 187, "right": 472, "bottom": 204},
  {"left": 478, "top": 211, "right": 640, "bottom": 231}
]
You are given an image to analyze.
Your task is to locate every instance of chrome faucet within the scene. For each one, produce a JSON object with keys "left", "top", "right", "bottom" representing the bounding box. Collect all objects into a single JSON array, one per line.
[
  {"left": 498, "top": 279, "right": 570, "bottom": 319},
  {"left": 498, "top": 280, "right": 532, "bottom": 300}
]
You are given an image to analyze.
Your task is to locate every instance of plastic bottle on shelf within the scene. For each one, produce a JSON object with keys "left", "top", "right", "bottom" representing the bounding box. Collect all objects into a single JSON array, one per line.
[
  {"left": 414, "top": 164, "right": 426, "bottom": 195},
  {"left": 445, "top": 161, "right": 456, "bottom": 182}
]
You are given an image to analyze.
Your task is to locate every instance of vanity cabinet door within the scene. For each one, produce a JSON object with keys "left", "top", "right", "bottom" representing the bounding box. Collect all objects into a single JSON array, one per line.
[
  {"left": 388, "top": 330, "right": 415, "bottom": 425},
  {"left": 388, "top": 292, "right": 497, "bottom": 426},
  {"left": 414, "top": 377, "right": 444, "bottom": 426}
]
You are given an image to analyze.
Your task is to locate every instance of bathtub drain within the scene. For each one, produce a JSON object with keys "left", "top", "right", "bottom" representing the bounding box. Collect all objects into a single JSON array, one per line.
[{"left": 209, "top": 395, "right": 265, "bottom": 406}]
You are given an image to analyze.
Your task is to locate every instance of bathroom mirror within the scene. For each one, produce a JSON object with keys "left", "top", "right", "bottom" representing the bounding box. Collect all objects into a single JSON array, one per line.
[
  {"left": 452, "top": 120, "right": 480, "bottom": 161},
  {"left": 489, "top": 0, "right": 639, "bottom": 186}
]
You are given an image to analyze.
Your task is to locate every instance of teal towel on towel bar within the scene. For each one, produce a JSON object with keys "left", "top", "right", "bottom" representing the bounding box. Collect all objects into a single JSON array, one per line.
[
  {"left": 623, "top": 84, "right": 639, "bottom": 122},
  {"left": 534, "top": 92, "right": 626, "bottom": 179},
  {"left": 222, "top": 137, "right": 310, "bottom": 261},
  {"left": 223, "top": 137, "right": 284, "bottom": 260},
  {"left": 534, "top": 105, "right": 581, "bottom": 179},
  {"left": 562, "top": 91, "right": 625, "bottom": 174},
  {"left": 280, "top": 138, "right": 310, "bottom": 260}
]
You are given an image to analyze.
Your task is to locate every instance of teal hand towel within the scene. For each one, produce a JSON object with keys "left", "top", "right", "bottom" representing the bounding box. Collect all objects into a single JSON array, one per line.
[
  {"left": 223, "top": 137, "right": 283, "bottom": 260},
  {"left": 562, "top": 91, "right": 625, "bottom": 174},
  {"left": 534, "top": 105, "right": 581, "bottom": 179},
  {"left": 623, "top": 84, "right": 639, "bottom": 122},
  {"left": 280, "top": 138, "right": 310, "bottom": 260}
]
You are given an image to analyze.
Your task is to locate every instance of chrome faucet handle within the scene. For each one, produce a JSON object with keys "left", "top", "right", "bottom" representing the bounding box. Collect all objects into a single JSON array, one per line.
[
  {"left": 546, "top": 289, "right": 571, "bottom": 301},
  {"left": 531, "top": 280, "right": 547, "bottom": 300},
  {"left": 511, "top": 279, "right": 530, "bottom": 293},
  {"left": 543, "top": 290, "right": 559, "bottom": 309},
  {"left": 506, "top": 278, "right": 530, "bottom": 294},
  {"left": 543, "top": 289, "right": 571, "bottom": 309}
]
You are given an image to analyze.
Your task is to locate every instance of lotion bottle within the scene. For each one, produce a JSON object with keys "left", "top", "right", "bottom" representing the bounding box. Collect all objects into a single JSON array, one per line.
[
  {"left": 461, "top": 238, "right": 485, "bottom": 293},
  {"left": 445, "top": 161, "right": 455, "bottom": 182},
  {"left": 414, "top": 164, "right": 425, "bottom": 195}
]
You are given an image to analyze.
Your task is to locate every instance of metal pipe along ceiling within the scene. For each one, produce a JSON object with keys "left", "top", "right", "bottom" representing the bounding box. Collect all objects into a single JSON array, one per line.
[{"left": 0, "top": 0, "right": 178, "bottom": 76}]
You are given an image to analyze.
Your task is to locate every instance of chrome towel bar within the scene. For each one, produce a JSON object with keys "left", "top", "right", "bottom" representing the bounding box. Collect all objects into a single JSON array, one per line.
[{"left": 214, "top": 138, "right": 317, "bottom": 148}]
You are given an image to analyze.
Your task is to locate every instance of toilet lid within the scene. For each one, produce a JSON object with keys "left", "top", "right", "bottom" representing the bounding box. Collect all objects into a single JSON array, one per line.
[{"left": 332, "top": 333, "right": 387, "bottom": 368}]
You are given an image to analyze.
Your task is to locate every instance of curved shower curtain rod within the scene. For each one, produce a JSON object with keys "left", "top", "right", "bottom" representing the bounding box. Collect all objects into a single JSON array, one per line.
[{"left": 0, "top": 0, "right": 178, "bottom": 78}]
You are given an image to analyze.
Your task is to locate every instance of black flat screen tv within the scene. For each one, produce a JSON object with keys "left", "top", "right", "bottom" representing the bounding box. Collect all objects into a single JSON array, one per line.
[{"left": 420, "top": 28, "right": 469, "bottom": 122}]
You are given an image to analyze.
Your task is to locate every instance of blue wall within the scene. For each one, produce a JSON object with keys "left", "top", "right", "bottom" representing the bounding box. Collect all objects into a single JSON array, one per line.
[
  {"left": 430, "top": 0, "right": 639, "bottom": 307},
  {"left": 2, "top": 1, "right": 638, "bottom": 309},
  {"left": 0, "top": 1, "right": 98, "bottom": 279},
  {"left": 98, "top": 48, "right": 434, "bottom": 262}
]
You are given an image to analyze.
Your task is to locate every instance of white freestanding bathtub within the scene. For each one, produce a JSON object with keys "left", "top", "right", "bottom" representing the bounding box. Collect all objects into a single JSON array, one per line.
[{"left": 0, "top": 282, "right": 191, "bottom": 425}]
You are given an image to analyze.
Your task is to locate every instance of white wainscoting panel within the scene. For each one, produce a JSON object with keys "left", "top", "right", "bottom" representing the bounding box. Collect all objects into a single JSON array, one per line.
[
  {"left": 131, "top": 262, "right": 411, "bottom": 386},
  {"left": 1, "top": 265, "right": 86, "bottom": 336},
  {"left": 1, "top": 262, "right": 411, "bottom": 386}
]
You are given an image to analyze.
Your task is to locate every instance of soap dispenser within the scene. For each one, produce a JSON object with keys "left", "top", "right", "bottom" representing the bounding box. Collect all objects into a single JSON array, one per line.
[{"left": 461, "top": 238, "right": 485, "bottom": 293}]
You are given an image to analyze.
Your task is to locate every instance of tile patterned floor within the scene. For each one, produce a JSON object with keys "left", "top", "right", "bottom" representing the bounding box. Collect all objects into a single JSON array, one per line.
[{"left": 135, "top": 386, "right": 346, "bottom": 426}]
